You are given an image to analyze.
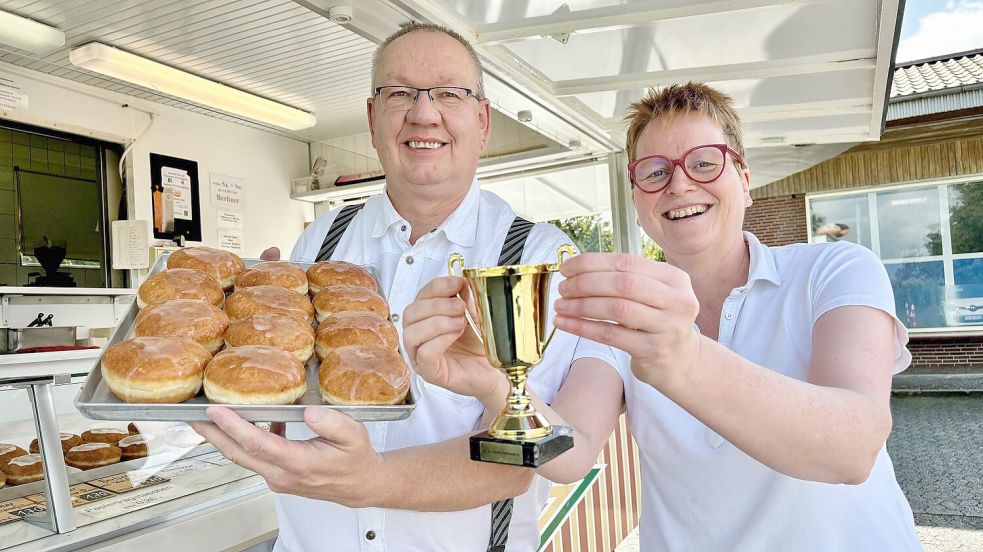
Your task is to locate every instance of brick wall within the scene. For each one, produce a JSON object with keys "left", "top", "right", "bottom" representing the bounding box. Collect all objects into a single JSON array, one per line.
[
  {"left": 742, "top": 194, "right": 807, "bottom": 246},
  {"left": 907, "top": 337, "right": 983, "bottom": 373}
]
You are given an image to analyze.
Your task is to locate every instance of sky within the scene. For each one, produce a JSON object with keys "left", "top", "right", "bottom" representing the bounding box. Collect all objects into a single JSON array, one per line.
[{"left": 896, "top": 0, "right": 983, "bottom": 62}]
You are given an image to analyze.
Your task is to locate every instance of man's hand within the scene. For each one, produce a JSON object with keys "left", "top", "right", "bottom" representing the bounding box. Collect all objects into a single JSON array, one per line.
[
  {"left": 402, "top": 276, "right": 507, "bottom": 408},
  {"left": 190, "top": 406, "right": 385, "bottom": 507}
]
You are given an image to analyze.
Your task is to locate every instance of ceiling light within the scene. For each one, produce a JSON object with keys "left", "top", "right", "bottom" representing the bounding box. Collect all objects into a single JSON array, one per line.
[
  {"left": 0, "top": 10, "right": 66, "bottom": 54},
  {"left": 69, "top": 42, "right": 316, "bottom": 130}
]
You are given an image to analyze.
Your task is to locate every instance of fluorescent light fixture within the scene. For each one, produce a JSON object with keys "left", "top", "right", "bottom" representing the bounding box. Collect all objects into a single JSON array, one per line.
[
  {"left": 69, "top": 42, "right": 316, "bottom": 130},
  {"left": 0, "top": 10, "right": 66, "bottom": 54}
]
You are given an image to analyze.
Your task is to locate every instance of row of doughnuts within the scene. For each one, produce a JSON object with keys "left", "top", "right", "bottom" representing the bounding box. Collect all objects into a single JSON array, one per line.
[
  {"left": 1, "top": 424, "right": 151, "bottom": 487},
  {"left": 138, "top": 245, "right": 381, "bottom": 307},
  {"left": 114, "top": 248, "right": 408, "bottom": 406}
]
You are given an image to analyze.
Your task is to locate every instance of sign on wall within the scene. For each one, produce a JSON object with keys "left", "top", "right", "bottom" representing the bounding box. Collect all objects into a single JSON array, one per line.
[
  {"left": 0, "top": 72, "right": 28, "bottom": 111},
  {"left": 149, "top": 153, "right": 202, "bottom": 242},
  {"left": 210, "top": 173, "right": 245, "bottom": 211}
]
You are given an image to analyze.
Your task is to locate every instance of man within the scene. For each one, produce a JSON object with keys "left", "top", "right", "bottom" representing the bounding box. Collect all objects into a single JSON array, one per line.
[{"left": 193, "top": 23, "right": 604, "bottom": 552}]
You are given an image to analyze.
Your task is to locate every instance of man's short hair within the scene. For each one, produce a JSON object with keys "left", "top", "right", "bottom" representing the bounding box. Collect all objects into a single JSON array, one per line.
[
  {"left": 371, "top": 22, "right": 485, "bottom": 99},
  {"left": 624, "top": 82, "right": 745, "bottom": 165}
]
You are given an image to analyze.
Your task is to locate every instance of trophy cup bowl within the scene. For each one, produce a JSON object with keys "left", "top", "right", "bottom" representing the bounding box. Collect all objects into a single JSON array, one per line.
[{"left": 448, "top": 245, "right": 576, "bottom": 467}]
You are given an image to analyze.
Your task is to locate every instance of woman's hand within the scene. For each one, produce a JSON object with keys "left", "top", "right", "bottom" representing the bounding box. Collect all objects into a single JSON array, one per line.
[
  {"left": 402, "top": 276, "right": 508, "bottom": 408},
  {"left": 552, "top": 252, "right": 702, "bottom": 391}
]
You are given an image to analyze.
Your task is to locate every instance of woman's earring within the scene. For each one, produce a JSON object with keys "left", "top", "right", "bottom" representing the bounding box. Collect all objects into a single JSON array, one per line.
[{"left": 745, "top": 197, "right": 753, "bottom": 207}]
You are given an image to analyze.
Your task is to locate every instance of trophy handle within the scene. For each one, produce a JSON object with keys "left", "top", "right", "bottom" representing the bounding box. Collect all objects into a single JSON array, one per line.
[
  {"left": 448, "top": 253, "right": 484, "bottom": 344},
  {"left": 541, "top": 244, "right": 578, "bottom": 351},
  {"left": 546, "top": 245, "right": 578, "bottom": 272}
]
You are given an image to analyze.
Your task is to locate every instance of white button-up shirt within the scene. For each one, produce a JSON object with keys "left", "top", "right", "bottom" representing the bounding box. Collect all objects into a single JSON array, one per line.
[
  {"left": 275, "top": 180, "right": 581, "bottom": 552},
  {"left": 582, "top": 232, "right": 921, "bottom": 551}
]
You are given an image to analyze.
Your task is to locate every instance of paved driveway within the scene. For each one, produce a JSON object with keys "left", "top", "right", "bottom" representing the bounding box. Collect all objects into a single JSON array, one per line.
[{"left": 888, "top": 394, "right": 983, "bottom": 551}]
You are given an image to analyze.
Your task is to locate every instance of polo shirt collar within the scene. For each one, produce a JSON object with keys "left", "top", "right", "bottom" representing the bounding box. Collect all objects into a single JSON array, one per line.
[
  {"left": 744, "top": 231, "right": 781, "bottom": 287},
  {"left": 370, "top": 179, "right": 480, "bottom": 248}
]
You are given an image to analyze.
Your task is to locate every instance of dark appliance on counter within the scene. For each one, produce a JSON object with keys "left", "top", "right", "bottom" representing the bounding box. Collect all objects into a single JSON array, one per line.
[{"left": 27, "top": 237, "right": 76, "bottom": 287}]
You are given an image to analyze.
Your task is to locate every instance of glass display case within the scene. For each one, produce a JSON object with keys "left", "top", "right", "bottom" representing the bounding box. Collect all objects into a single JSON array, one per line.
[
  {"left": 0, "top": 288, "right": 276, "bottom": 552},
  {"left": 0, "top": 373, "right": 274, "bottom": 552}
]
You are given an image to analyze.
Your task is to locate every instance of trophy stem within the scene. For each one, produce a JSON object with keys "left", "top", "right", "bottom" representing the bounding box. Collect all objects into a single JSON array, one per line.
[{"left": 488, "top": 367, "right": 552, "bottom": 441}]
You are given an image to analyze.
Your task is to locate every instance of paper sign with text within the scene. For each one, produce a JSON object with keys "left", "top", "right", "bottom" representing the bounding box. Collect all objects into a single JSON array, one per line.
[{"left": 210, "top": 173, "right": 245, "bottom": 211}]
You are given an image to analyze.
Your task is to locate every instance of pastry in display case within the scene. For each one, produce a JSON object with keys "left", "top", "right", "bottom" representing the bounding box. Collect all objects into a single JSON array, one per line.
[{"left": 0, "top": 378, "right": 267, "bottom": 550}]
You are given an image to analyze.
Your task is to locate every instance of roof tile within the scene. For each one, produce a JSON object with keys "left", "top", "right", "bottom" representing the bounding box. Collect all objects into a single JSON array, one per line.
[{"left": 892, "top": 51, "right": 983, "bottom": 98}]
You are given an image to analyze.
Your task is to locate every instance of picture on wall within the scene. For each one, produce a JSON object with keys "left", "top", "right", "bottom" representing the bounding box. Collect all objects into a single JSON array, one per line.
[{"left": 149, "top": 153, "right": 201, "bottom": 242}]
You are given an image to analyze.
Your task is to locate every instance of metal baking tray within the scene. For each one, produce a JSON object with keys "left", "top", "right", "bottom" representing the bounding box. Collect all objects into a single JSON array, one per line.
[{"left": 75, "top": 253, "right": 415, "bottom": 423}]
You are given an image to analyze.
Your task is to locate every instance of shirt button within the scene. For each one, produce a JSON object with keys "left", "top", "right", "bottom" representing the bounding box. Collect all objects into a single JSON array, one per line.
[
  {"left": 724, "top": 312, "right": 734, "bottom": 320},
  {"left": 391, "top": 314, "right": 400, "bottom": 323},
  {"left": 365, "top": 530, "right": 376, "bottom": 541},
  {"left": 406, "top": 256, "right": 414, "bottom": 265},
  {"left": 400, "top": 224, "right": 407, "bottom": 232}
]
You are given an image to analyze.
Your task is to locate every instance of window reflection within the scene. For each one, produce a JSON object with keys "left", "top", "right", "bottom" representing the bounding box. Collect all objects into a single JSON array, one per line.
[
  {"left": 948, "top": 182, "right": 983, "bottom": 255},
  {"left": 808, "top": 181, "right": 983, "bottom": 331},
  {"left": 885, "top": 261, "right": 945, "bottom": 328},
  {"left": 809, "top": 195, "right": 870, "bottom": 248},
  {"left": 877, "top": 189, "right": 941, "bottom": 259}
]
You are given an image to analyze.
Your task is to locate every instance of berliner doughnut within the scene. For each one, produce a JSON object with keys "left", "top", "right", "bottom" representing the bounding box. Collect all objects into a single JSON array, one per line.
[
  {"left": 119, "top": 434, "right": 153, "bottom": 461},
  {"left": 167, "top": 246, "right": 245, "bottom": 291},
  {"left": 224, "top": 313, "right": 315, "bottom": 363},
  {"left": 137, "top": 268, "right": 225, "bottom": 309},
  {"left": 134, "top": 299, "right": 230, "bottom": 354},
  {"left": 315, "top": 311, "right": 399, "bottom": 360},
  {"left": 80, "top": 428, "right": 129, "bottom": 446},
  {"left": 235, "top": 261, "right": 308, "bottom": 295},
  {"left": 312, "top": 285, "right": 389, "bottom": 323},
  {"left": 204, "top": 345, "right": 307, "bottom": 405},
  {"left": 307, "top": 261, "right": 376, "bottom": 295},
  {"left": 29, "top": 433, "right": 82, "bottom": 455},
  {"left": 319, "top": 344, "right": 409, "bottom": 405},
  {"left": 102, "top": 337, "right": 211, "bottom": 403},
  {"left": 0, "top": 470, "right": 4, "bottom": 489},
  {"left": 65, "top": 443, "right": 122, "bottom": 470},
  {"left": 225, "top": 285, "right": 314, "bottom": 323},
  {"left": 2, "top": 453, "right": 44, "bottom": 485},
  {"left": 0, "top": 443, "right": 27, "bottom": 467}
]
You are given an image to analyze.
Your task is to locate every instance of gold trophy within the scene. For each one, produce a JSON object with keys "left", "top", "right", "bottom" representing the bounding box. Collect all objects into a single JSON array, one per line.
[{"left": 448, "top": 245, "right": 576, "bottom": 467}]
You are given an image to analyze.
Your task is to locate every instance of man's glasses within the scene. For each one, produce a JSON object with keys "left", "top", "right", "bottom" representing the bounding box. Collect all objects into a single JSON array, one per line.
[
  {"left": 374, "top": 86, "right": 482, "bottom": 111},
  {"left": 628, "top": 144, "right": 745, "bottom": 194}
]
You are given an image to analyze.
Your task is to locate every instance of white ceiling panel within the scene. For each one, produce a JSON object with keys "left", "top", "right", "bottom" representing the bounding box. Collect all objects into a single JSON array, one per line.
[{"left": 0, "top": 0, "right": 903, "bottom": 189}]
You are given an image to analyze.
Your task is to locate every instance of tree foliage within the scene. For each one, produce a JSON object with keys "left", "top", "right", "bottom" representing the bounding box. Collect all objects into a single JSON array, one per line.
[{"left": 549, "top": 215, "right": 666, "bottom": 261}]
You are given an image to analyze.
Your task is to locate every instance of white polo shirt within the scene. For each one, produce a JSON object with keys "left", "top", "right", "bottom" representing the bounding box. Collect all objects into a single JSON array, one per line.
[
  {"left": 581, "top": 232, "right": 921, "bottom": 551},
  {"left": 275, "top": 180, "right": 582, "bottom": 552}
]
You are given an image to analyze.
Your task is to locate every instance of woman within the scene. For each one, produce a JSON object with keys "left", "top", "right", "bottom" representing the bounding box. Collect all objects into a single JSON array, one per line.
[{"left": 403, "top": 82, "right": 922, "bottom": 551}]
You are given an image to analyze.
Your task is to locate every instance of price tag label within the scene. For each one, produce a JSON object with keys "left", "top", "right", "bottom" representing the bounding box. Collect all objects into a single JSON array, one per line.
[{"left": 89, "top": 473, "right": 170, "bottom": 493}]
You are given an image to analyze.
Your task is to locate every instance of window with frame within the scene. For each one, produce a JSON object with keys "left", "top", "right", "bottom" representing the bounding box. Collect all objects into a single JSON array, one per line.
[{"left": 807, "top": 177, "right": 983, "bottom": 332}]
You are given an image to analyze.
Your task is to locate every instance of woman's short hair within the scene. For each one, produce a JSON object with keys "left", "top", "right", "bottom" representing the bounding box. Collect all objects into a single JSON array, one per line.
[{"left": 624, "top": 82, "right": 745, "bottom": 164}]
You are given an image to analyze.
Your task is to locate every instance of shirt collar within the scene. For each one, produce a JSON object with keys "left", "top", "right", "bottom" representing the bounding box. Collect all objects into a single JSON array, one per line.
[
  {"left": 744, "top": 231, "right": 781, "bottom": 287},
  {"left": 370, "top": 179, "right": 480, "bottom": 248}
]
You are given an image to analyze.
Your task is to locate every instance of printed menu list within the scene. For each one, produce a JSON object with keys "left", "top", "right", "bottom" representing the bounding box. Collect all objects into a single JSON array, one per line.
[{"left": 0, "top": 473, "right": 170, "bottom": 525}]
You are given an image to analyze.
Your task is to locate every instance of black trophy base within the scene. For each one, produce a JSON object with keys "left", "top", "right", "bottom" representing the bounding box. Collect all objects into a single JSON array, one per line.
[{"left": 470, "top": 426, "right": 573, "bottom": 467}]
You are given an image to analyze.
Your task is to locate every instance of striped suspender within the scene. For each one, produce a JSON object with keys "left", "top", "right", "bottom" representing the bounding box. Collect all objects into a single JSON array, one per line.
[
  {"left": 498, "top": 217, "right": 535, "bottom": 265},
  {"left": 488, "top": 216, "right": 534, "bottom": 552},
  {"left": 315, "top": 204, "right": 365, "bottom": 262},
  {"left": 314, "top": 206, "right": 533, "bottom": 552}
]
